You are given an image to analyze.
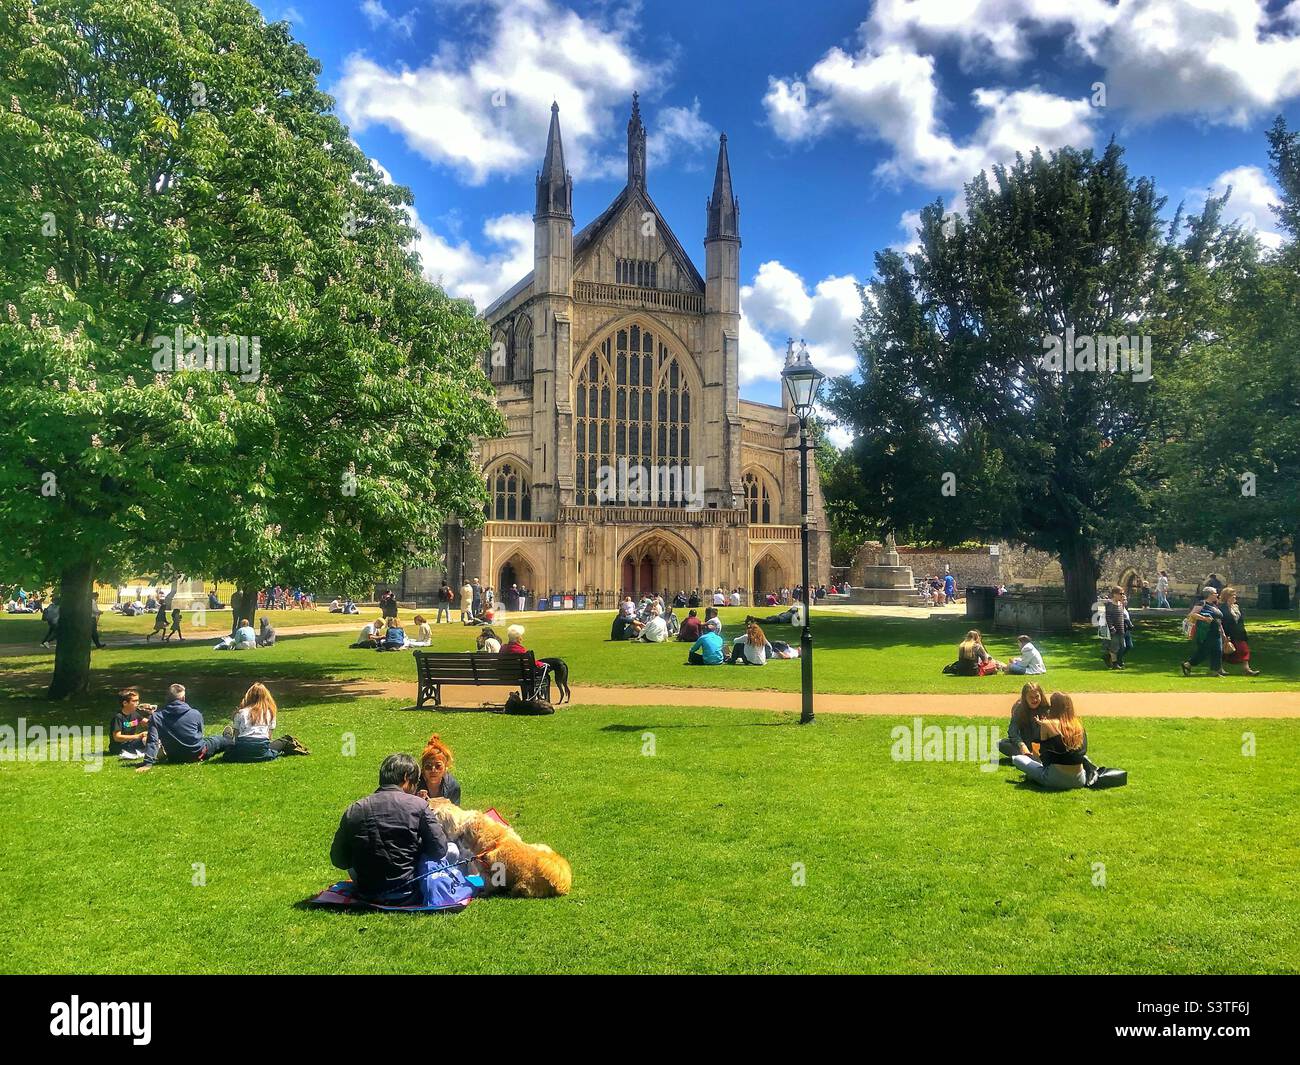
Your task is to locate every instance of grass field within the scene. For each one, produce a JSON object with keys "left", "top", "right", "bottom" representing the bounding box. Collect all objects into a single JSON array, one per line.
[
  {"left": 4, "top": 607, "right": 1299, "bottom": 697},
  {"left": 1, "top": 696, "right": 1297, "bottom": 974},
  {"left": 3, "top": 608, "right": 1297, "bottom": 973}
]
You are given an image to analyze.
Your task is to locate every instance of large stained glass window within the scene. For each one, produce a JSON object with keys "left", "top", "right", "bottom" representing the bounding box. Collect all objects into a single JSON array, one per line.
[{"left": 574, "top": 324, "right": 691, "bottom": 506}]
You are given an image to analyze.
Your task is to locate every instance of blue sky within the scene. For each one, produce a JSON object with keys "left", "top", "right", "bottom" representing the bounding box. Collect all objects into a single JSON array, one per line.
[{"left": 258, "top": 0, "right": 1300, "bottom": 416}]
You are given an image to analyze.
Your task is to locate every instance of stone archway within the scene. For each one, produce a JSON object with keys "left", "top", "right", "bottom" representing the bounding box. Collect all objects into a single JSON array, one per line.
[
  {"left": 617, "top": 530, "right": 700, "bottom": 600},
  {"left": 752, "top": 551, "right": 789, "bottom": 600}
]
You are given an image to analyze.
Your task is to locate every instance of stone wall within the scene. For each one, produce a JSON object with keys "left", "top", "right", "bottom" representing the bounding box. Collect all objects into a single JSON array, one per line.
[{"left": 850, "top": 539, "right": 1295, "bottom": 599}]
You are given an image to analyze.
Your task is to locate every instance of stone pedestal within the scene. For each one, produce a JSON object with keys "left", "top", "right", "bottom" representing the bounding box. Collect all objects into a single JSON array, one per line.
[
  {"left": 847, "top": 537, "right": 916, "bottom": 606},
  {"left": 167, "top": 577, "right": 207, "bottom": 611}
]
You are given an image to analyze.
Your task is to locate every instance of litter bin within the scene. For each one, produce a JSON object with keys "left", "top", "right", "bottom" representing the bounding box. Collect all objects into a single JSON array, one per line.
[
  {"left": 1257, "top": 583, "right": 1290, "bottom": 610},
  {"left": 965, "top": 586, "right": 997, "bottom": 620}
]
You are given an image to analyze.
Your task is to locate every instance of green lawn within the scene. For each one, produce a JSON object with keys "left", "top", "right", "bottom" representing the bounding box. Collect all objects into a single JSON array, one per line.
[
  {"left": 0, "top": 691, "right": 1296, "bottom": 974},
  {"left": 4, "top": 607, "right": 1298, "bottom": 697}
]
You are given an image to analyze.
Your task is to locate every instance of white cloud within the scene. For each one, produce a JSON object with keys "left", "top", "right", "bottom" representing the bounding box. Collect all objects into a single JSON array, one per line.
[
  {"left": 647, "top": 99, "right": 718, "bottom": 171},
  {"left": 765, "top": 1, "right": 1300, "bottom": 195},
  {"left": 360, "top": 1, "right": 414, "bottom": 37},
  {"left": 1206, "top": 165, "right": 1285, "bottom": 250},
  {"left": 334, "top": 0, "right": 693, "bottom": 185},
  {"left": 740, "top": 261, "right": 862, "bottom": 386},
  {"left": 764, "top": 47, "right": 1094, "bottom": 193},
  {"left": 411, "top": 210, "right": 534, "bottom": 309}
]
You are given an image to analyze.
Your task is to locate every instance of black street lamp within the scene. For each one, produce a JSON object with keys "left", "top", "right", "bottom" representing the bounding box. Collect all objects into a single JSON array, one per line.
[{"left": 781, "top": 338, "right": 825, "bottom": 725}]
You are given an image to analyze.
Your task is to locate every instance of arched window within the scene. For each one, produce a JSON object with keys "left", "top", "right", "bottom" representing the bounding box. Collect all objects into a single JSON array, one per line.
[
  {"left": 744, "top": 470, "right": 776, "bottom": 524},
  {"left": 489, "top": 324, "right": 513, "bottom": 384},
  {"left": 513, "top": 315, "right": 533, "bottom": 381},
  {"left": 574, "top": 323, "right": 692, "bottom": 507},
  {"left": 486, "top": 461, "right": 532, "bottom": 521}
]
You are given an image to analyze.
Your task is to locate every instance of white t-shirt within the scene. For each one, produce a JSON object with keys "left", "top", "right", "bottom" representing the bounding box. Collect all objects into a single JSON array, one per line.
[
  {"left": 234, "top": 626, "right": 257, "bottom": 648},
  {"left": 729, "top": 591, "right": 742, "bottom": 606},
  {"left": 734, "top": 636, "right": 769, "bottom": 665},
  {"left": 480, "top": 637, "right": 501, "bottom": 653},
  {"left": 712, "top": 591, "right": 725, "bottom": 606},
  {"left": 639, "top": 616, "right": 668, "bottom": 643},
  {"left": 232, "top": 706, "right": 275, "bottom": 740},
  {"left": 1016, "top": 642, "right": 1046, "bottom": 674},
  {"left": 1157, "top": 575, "right": 1169, "bottom": 593}
]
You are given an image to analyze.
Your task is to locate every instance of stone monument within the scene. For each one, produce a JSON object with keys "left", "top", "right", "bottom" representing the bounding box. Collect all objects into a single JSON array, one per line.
[{"left": 847, "top": 534, "right": 917, "bottom": 606}]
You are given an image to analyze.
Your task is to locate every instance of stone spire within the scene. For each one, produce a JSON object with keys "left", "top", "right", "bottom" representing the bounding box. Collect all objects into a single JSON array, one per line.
[
  {"left": 535, "top": 101, "right": 572, "bottom": 219},
  {"left": 627, "top": 92, "right": 647, "bottom": 188},
  {"left": 706, "top": 133, "right": 739, "bottom": 241}
]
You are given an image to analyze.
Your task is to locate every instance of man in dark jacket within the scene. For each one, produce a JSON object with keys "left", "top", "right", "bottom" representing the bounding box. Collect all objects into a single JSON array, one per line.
[
  {"left": 331, "top": 754, "right": 449, "bottom": 899},
  {"left": 137, "top": 683, "right": 234, "bottom": 771}
]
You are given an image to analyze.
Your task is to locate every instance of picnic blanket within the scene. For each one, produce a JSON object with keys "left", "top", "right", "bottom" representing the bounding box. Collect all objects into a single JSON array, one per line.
[{"left": 308, "top": 808, "right": 513, "bottom": 912}]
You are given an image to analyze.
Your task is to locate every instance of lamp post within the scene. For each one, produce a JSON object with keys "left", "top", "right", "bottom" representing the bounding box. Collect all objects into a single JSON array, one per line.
[{"left": 781, "top": 338, "right": 825, "bottom": 725}]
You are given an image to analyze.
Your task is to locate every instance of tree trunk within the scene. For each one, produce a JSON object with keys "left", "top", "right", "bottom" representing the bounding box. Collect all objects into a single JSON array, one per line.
[
  {"left": 47, "top": 559, "right": 95, "bottom": 700},
  {"left": 1059, "top": 539, "right": 1102, "bottom": 624}
]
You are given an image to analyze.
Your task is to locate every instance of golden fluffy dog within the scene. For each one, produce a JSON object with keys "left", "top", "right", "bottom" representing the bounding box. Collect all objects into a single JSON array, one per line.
[
  {"left": 427, "top": 799, "right": 570, "bottom": 897},
  {"left": 462, "top": 816, "right": 573, "bottom": 898}
]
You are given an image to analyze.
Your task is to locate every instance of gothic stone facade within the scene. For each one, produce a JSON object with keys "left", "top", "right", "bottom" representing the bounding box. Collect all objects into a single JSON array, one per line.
[{"left": 407, "top": 98, "right": 828, "bottom": 604}]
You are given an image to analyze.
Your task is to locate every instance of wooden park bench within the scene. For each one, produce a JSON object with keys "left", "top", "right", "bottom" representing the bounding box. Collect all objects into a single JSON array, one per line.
[{"left": 413, "top": 651, "right": 550, "bottom": 709}]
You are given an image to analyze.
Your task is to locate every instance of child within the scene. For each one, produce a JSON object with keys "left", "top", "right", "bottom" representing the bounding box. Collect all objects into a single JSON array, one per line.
[
  {"left": 162, "top": 607, "right": 183, "bottom": 642},
  {"left": 111, "top": 688, "right": 156, "bottom": 761}
]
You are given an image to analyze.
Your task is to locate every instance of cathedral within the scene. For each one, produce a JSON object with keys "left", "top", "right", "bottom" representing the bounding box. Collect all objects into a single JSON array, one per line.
[{"left": 411, "top": 97, "right": 829, "bottom": 605}]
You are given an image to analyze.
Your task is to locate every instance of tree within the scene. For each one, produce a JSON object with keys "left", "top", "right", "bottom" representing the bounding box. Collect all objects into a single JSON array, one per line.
[
  {"left": 828, "top": 142, "right": 1249, "bottom": 621},
  {"left": 0, "top": 0, "right": 500, "bottom": 697},
  {"left": 1158, "top": 118, "right": 1300, "bottom": 588}
]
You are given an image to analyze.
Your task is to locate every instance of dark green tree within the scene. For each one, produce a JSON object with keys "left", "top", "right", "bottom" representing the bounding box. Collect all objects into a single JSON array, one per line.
[
  {"left": 828, "top": 142, "right": 1251, "bottom": 621},
  {"left": 0, "top": 0, "right": 500, "bottom": 696}
]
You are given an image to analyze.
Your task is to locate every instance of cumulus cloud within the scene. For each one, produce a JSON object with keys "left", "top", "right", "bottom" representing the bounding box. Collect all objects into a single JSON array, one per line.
[
  {"left": 333, "top": 0, "right": 707, "bottom": 185},
  {"left": 740, "top": 261, "right": 863, "bottom": 386},
  {"left": 765, "top": 1, "right": 1300, "bottom": 196},
  {"left": 1206, "top": 165, "right": 1285, "bottom": 250}
]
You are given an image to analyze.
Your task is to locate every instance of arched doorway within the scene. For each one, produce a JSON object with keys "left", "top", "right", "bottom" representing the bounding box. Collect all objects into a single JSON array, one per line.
[
  {"left": 618, "top": 531, "right": 699, "bottom": 600},
  {"left": 497, "top": 553, "right": 536, "bottom": 607},
  {"left": 1119, "top": 568, "right": 1141, "bottom": 599},
  {"left": 753, "top": 553, "right": 788, "bottom": 600}
]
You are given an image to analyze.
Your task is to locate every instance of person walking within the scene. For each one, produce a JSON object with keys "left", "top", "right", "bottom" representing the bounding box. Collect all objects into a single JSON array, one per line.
[
  {"left": 1156, "top": 570, "right": 1171, "bottom": 609},
  {"left": 1219, "top": 587, "right": 1261, "bottom": 676},
  {"left": 435, "top": 581, "right": 452, "bottom": 624},
  {"left": 40, "top": 597, "right": 60, "bottom": 648},
  {"left": 459, "top": 579, "right": 473, "bottom": 624},
  {"left": 1182, "top": 587, "right": 1227, "bottom": 677}
]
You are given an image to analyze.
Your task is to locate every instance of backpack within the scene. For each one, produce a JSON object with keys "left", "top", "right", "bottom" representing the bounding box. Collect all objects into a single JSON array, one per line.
[{"left": 504, "top": 692, "right": 554, "bottom": 715}]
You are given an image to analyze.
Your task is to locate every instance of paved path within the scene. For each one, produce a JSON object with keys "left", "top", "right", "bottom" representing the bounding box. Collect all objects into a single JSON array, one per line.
[{"left": 326, "top": 680, "right": 1300, "bottom": 718}]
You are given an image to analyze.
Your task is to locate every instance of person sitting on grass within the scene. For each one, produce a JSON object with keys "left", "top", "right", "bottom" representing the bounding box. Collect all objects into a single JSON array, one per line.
[
  {"left": 378, "top": 617, "right": 406, "bottom": 651},
  {"left": 687, "top": 617, "right": 726, "bottom": 666},
  {"left": 137, "top": 683, "right": 235, "bottom": 772},
  {"left": 1218, "top": 587, "right": 1261, "bottom": 676},
  {"left": 609, "top": 610, "right": 636, "bottom": 641},
  {"left": 677, "top": 608, "right": 702, "bottom": 643},
  {"left": 222, "top": 682, "right": 306, "bottom": 762},
  {"left": 233, "top": 618, "right": 257, "bottom": 650},
  {"left": 330, "top": 753, "right": 451, "bottom": 901},
  {"left": 1010, "top": 691, "right": 1094, "bottom": 790},
  {"left": 634, "top": 604, "right": 669, "bottom": 643},
  {"left": 352, "top": 616, "right": 384, "bottom": 649},
  {"left": 476, "top": 627, "right": 502, "bottom": 653},
  {"left": 111, "top": 687, "right": 156, "bottom": 762},
  {"left": 256, "top": 616, "right": 276, "bottom": 647},
  {"left": 997, "top": 682, "right": 1045, "bottom": 758},
  {"left": 948, "top": 630, "right": 1000, "bottom": 675},
  {"left": 1001, "top": 634, "right": 1045, "bottom": 675},
  {"left": 405, "top": 614, "right": 432, "bottom": 648},
  {"left": 1182, "top": 587, "right": 1227, "bottom": 678},
  {"left": 416, "top": 733, "right": 462, "bottom": 805},
  {"left": 728, "top": 620, "right": 772, "bottom": 665}
]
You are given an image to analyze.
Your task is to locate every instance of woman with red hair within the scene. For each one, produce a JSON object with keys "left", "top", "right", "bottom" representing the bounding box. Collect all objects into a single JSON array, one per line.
[{"left": 417, "top": 733, "right": 462, "bottom": 805}]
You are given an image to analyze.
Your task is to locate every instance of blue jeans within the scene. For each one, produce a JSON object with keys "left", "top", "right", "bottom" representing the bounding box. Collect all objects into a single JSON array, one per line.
[{"left": 1012, "top": 754, "right": 1086, "bottom": 789}]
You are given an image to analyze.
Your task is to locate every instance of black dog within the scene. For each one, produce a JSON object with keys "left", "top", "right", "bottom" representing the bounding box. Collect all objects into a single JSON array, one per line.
[{"left": 538, "top": 657, "right": 570, "bottom": 704}]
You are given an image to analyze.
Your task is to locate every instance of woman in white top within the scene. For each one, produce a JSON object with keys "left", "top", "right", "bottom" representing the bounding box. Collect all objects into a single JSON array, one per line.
[
  {"left": 476, "top": 627, "right": 502, "bottom": 653},
  {"left": 224, "top": 683, "right": 294, "bottom": 762},
  {"left": 729, "top": 621, "right": 773, "bottom": 665},
  {"left": 405, "top": 614, "right": 433, "bottom": 647}
]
